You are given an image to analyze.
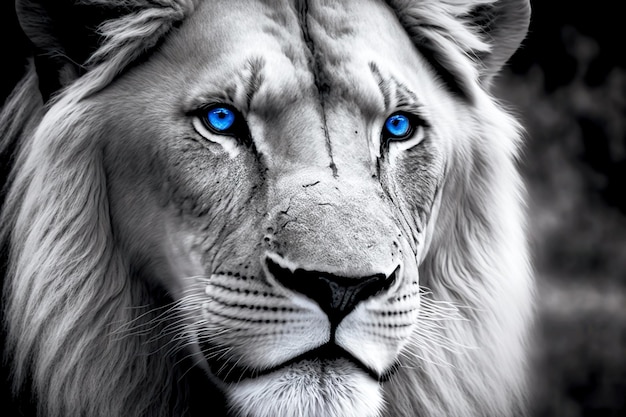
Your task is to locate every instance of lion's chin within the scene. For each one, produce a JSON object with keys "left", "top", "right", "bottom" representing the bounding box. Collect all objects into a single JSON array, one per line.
[{"left": 224, "top": 358, "right": 384, "bottom": 417}]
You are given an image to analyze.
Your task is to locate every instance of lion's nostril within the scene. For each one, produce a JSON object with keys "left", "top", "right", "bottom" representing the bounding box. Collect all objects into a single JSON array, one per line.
[{"left": 265, "top": 255, "right": 398, "bottom": 329}]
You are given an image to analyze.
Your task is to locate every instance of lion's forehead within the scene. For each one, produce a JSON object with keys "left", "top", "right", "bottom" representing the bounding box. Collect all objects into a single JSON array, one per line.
[{"left": 174, "top": 0, "right": 425, "bottom": 114}]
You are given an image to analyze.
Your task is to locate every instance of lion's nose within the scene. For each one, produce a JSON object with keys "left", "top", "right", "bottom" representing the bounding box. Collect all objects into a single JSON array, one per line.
[{"left": 265, "top": 255, "right": 398, "bottom": 329}]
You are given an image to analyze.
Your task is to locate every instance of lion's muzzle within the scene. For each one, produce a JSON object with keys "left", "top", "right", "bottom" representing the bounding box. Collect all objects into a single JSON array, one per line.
[{"left": 265, "top": 254, "right": 399, "bottom": 330}]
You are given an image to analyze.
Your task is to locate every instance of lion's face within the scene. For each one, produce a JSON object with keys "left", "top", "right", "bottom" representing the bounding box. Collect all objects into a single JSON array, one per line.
[{"left": 96, "top": 1, "right": 461, "bottom": 415}]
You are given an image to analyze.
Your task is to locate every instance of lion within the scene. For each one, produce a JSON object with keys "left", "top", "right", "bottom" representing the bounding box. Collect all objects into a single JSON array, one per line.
[{"left": 0, "top": 0, "right": 533, "bottom": 416}]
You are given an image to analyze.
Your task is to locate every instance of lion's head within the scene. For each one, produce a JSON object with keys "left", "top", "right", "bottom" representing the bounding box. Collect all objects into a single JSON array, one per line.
[{"left": 1, "top": 1, "right": 533, "bottom": 416}]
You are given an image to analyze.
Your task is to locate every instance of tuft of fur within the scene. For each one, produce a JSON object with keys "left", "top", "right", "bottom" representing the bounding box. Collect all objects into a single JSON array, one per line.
[
  {"left": 1, "top": 1, "right": 533, "bottom": 416},
  {"left": 1, "top": 3, "right": 201, "bottom": 416},
  {"left": 384, "top": 94, "right": 533, "bottom": 416}
]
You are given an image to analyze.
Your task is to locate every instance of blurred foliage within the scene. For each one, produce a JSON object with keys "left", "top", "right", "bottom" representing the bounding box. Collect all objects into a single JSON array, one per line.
[
  {"left": 500, "top": 1, "right": 626, "bottom": 282},
  {"left": 497, "top": 1, "right": 626, "bottom": 416},
  {"left": 531, "top": 283, "right": 626, "bottom": 417}
]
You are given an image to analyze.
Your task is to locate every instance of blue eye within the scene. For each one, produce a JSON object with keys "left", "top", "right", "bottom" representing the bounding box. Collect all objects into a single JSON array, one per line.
[
  {"left": 384, "top": 113, "right": 412, "bottom": 139},
  {"left": 206, "top": 106, "right": 236, "bottom": 132},
  {"left": 197, "top": 104, "right": 251, "bottom": 145}
]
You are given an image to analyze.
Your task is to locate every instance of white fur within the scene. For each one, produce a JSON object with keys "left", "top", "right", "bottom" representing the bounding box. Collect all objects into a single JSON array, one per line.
[{"left": 226, "top": 363, "right": 383, "bottom": 417}]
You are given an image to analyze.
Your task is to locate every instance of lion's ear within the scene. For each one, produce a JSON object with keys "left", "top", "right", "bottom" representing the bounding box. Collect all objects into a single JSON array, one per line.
[
  {"left": 466, "top": 0, "right": 531, "bottom": 80},
  {"left": 389, "top": 0, "right": 530, "bottom": 94},
  {"left": 15, "top": 0, "right": 130, "bottom": 99}
]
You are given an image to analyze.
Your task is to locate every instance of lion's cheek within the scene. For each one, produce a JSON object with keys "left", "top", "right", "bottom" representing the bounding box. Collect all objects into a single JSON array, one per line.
[{"left": 224, "top": 361, "right": 384, "bottom": 417}]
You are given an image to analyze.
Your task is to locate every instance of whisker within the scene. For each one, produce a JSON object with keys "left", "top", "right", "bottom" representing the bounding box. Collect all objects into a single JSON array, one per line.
[{"left": 397, "top": 286, "right": 479, "bottom": 368}]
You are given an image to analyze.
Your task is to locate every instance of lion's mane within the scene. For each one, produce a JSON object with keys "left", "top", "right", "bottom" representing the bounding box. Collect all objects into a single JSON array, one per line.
[{"left": 1, "top": 1, "right": 533, "bottom": 416}]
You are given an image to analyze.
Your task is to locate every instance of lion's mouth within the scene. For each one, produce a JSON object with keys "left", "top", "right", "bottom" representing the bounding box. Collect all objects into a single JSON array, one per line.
[{"left": 203, "top": 343, "right": 396, "bottom": 384}]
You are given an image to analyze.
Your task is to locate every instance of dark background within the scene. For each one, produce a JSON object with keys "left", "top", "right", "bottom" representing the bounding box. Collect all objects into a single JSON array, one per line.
[
  {"left": 1, "top": 1, "right": 625, "bottom": 416},
  {"left": 497, "top": 2, "right": 626, "bottom": 416}
]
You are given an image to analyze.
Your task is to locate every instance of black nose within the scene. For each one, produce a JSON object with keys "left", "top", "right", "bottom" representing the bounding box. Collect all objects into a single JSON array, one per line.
[{"left": 265, "top": 255, "right": 398, "bottom": 329}]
